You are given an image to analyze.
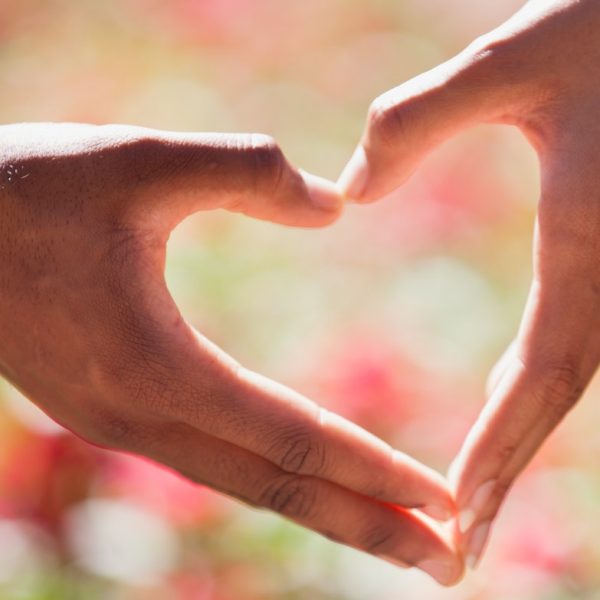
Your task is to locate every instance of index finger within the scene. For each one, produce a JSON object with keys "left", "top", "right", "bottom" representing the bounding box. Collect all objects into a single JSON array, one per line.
[
  {"left": 337, "top": 37, "right": 518, "bottom": 203},
  {"left": 174, "top": 328, "right": 456, "bottom": 521},
  {"left": 135, "top": 422, "right": 463, "bottom": 585},
  {"left": 100, "top": 261, "right": 455, "bottom": 521},
  {"left": 450, "top": 179, "right": 600, "bottom": 566}
]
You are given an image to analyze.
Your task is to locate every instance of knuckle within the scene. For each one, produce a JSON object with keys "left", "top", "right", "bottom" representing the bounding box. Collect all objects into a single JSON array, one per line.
[
  {"left": 495, "top": 440, "right": 519, "bottom": 463},
  {"left": 246, "top": 133, "right": 287, "bottom": 195},
  {"left": 258, "top": 474, "right": 318, "bottom": 520},
  {"left": 113, "top": 135, "right": 171, "bottom": 184},
  {"left": 460, "top": 33, "right": 533, "bottom": 96},
  {"left": 531, "top": 360, "right": 583, "bottom": 412},
  {"left": 248, "top": 132, "right": 278, "bottom": 153},
  {"left": 466, "top": 33, "right": 507, "bottom": 60},
  {"left": 267, "top": 425, "right": 327, "bottom": 475},
  {"left": 359, "top": 524, "right": 396, "bottom": 555},
  {"left": 366, "top": 95, "right": 412, "bottom": 148},
  {"left": 464, "top": 34, "right": 515, "bottom": 75},
  {"left": 110, "top": 132, "right": 205, "bottom": 198}
]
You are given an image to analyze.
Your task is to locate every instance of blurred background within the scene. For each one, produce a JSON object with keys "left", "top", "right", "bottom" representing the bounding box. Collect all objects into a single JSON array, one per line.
[{"left": 1, "top": 0, "right": 600, "bottom": 598}]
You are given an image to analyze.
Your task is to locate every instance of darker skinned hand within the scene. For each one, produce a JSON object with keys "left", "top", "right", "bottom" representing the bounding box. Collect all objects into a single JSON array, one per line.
[{"left": 0, "top": 123, "right": 462, "bottom": 586}]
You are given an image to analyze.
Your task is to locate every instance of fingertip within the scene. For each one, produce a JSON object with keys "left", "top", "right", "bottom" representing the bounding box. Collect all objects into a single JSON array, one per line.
[
  {"left": 337, "top": 145, "right": 370, "bottom": 202},
  {"left": 426, "top": 469, "right": 456, "bottom": 516},
  {"left": 299, "top": 169, "right": 345, "bottom": 215},
  {"left": 421, "top": 504, "right": 455, "bottom": 522},
  {"left": 447, "top": 557, "right": 467, "bottom": 587},
  {"left": 423, "top": 484, "right": 456, "bottom": 523},
  {"left": 417, "top": 556, "right": 465, "bottom": 587},
  {"left": 398, "top": 509, "right": 464, "bottom": 586},
  {"left": 392, "top": 451, "right": 456, "bottom": 518}
]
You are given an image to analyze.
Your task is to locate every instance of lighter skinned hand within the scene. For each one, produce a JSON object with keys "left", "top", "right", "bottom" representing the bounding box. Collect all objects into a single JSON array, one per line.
[
  {"left": 0, "top": 123, "right": 462, "bottom": 585},
  {"left": 338, "top": 0, "right": 600, "bottom": 570}
]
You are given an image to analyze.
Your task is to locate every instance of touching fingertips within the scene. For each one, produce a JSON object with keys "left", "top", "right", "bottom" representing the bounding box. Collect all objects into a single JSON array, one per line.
[
  {"left": 417, "top": 558, "right": 464, "bottom": 586},
  {"left": 422, "top": 503, "right": 455, "bottom": 522},
  {"left": 299, "top": 169, "right": 345, "bottom": 212},
  {"left": 337, "top": 145, "right": 369, "bottom": 201}
]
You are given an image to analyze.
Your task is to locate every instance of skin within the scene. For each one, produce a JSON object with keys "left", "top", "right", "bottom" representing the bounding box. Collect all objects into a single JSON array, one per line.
[
  {"left": 0, "top": 123, "right": 463, "bottom": 585},
  {"left": 339, "top": 0, "right": 600, "bottom": 570}
]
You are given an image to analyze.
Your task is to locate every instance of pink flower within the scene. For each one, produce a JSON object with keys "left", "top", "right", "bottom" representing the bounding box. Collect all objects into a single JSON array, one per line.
[
  {"left": 0, "top": 430, "right": 106, "bottom": 535},
  {"left": 100, "top": 453, "right": 230, "bottom": 526}
]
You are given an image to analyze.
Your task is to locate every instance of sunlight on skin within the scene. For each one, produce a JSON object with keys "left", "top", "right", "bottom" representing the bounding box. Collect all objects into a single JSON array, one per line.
[
  {"left": 339, "top": 0, "right": 600, "bottom": 570},
  {"left": 0, "top": 123, "right": 463, "bottom": 586}
]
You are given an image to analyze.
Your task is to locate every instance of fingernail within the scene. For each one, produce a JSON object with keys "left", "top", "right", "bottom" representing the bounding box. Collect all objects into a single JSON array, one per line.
[
  {"left": 421, "top": 504, "right": 454, "bottom": 522},
  {"left": 466, "top": 521, "right": 491, "bottom": 569},
  {"left": 458, "top": 479, "right": 496, "bottom": 533},
  {"left": 299, "top": 169, "right": 344, "bottom": 212},
  {"left": 416, "top": 560, "right": 457, "bottom": 586},
  {"left": 337, "top": 146, "right": 369, "bottom": 201},
  {"left": 458, "top": 508, "right": 476, "bottom": 533}
]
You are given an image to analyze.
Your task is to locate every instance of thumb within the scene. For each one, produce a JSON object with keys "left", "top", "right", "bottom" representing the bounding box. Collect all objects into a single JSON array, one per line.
[
  {"left": 109, "top": 128, "right": 343, "bottom": 231},
  {"left": 338, "top": 39, "right": 523, "bottom": 203}
]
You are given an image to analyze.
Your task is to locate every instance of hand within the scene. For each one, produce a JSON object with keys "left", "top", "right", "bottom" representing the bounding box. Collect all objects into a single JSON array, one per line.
[
  {"left": 0, "top": 123, "right": 462, "bottom": 585},
  {"left": 338, "top": 0, "right": 600, "bottom": 569}
]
